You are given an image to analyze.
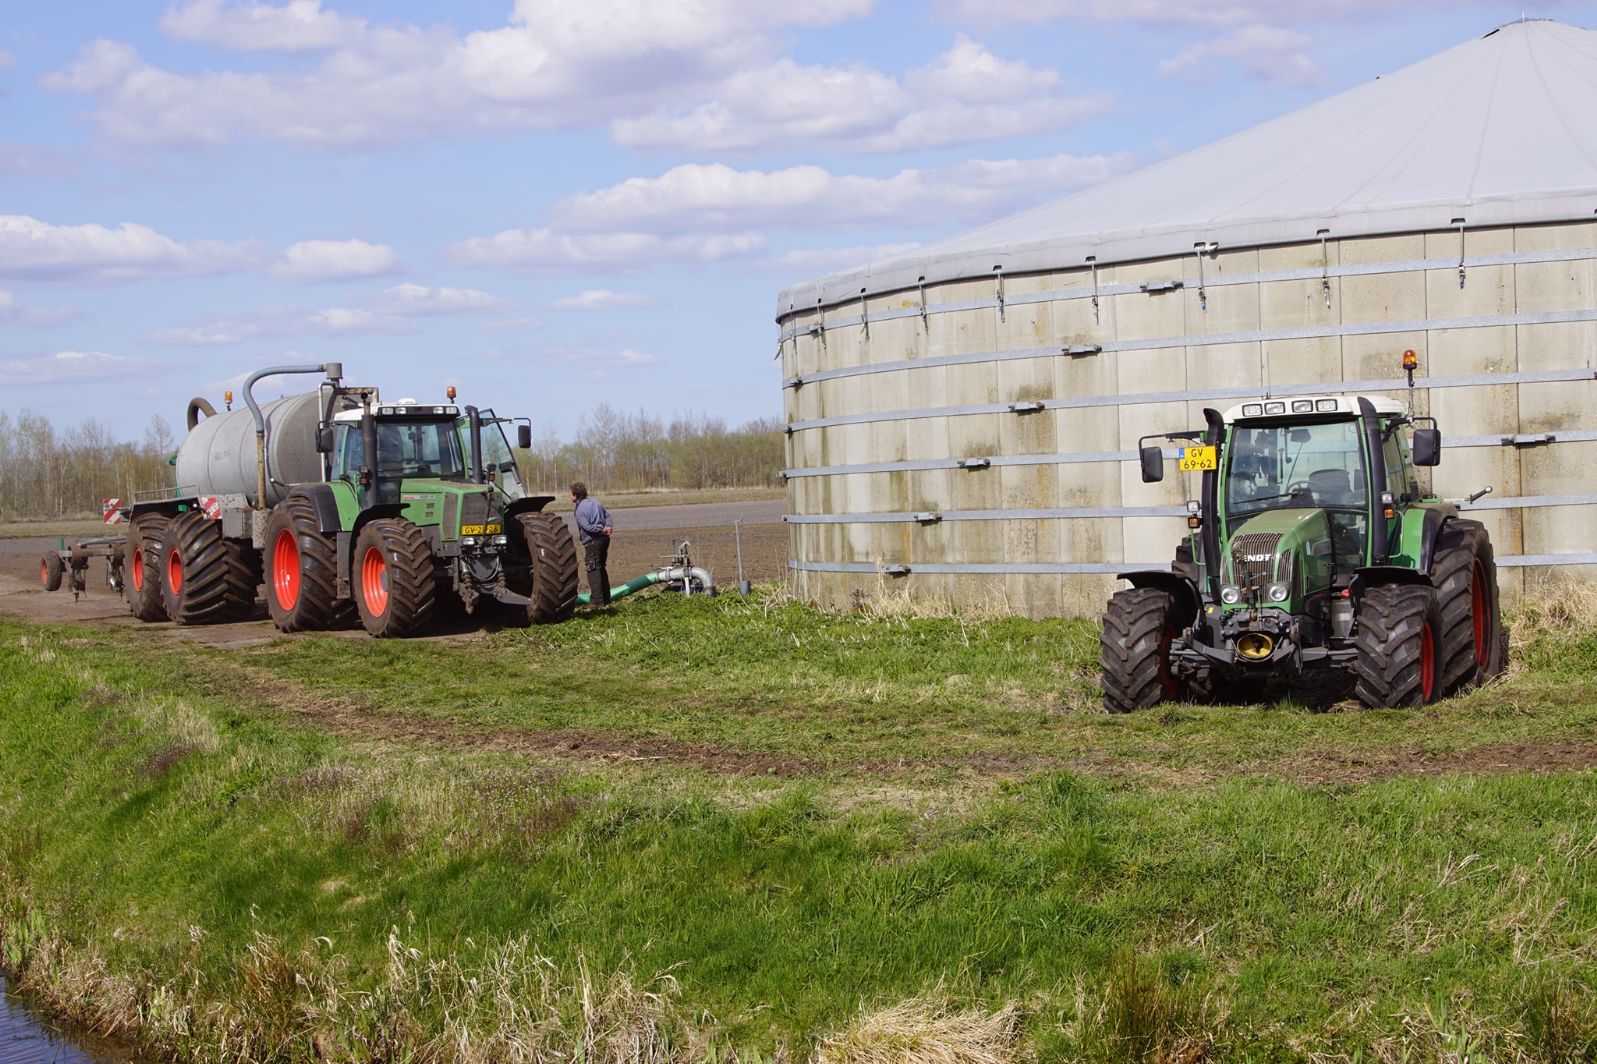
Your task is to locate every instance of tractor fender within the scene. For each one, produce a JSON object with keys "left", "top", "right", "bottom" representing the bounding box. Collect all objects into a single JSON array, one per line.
[
  {"left": 1350, "top": 565, "right": 1432, "bottom": 604},
  {"left": 128, "top": 498, "right": 194, "bottom": 521},
  {"left": 287, "top": 484, "right": 343, "bottom": 535},
  {"left": 505, "top": 495, "right": 557, "bottom": 519},
  {"left": 1412, "top": 508, "right": 1447, "bottom": 574},
  {"left": 1117, "top": 569, "right": 1202, "bottom": 628}
]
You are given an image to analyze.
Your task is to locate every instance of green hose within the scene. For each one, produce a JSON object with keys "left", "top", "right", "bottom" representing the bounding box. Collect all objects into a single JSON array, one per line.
[{"left": 576, "top": 570, "right": 663, "bottom": 606}]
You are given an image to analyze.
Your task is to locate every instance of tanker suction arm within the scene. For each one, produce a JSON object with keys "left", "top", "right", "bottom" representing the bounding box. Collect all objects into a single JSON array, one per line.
[{"left": 242, "top": 362, "right": 343, "bottom": 508}]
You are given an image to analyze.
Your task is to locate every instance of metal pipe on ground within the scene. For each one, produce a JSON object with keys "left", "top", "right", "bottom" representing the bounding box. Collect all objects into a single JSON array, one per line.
[{"left": 575, "top": 564, "right": 715, "bottom": 606}]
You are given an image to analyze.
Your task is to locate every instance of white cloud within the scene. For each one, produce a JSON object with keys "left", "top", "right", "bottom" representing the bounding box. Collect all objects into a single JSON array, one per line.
[
  {"left": 612, "top": 37, "right": 1109, "bottom": 153},
  {"left": 0, "top": 143, "right": 78, "bottom": 178},
  {"left": 271, "top": 239, "right": 398, "bottom": 282},
  {"left": 479, "top": 316, "right": 543, "bottom": 332},
  {"left": 552, "top": 155, "right": 1126, "bottom": 235},
  {"left": 617, "top": 349, "right": 661, "bottom": 365},
  {"left": 44, "top": 2, "right": 873, "bottom": 148},
  {"left": 1158, "top": 25, "right": 1321, "bottom": 86},
  {"left": 160, "top": 0, "right": 368, "bottom": 52},
  {"left": 0, "top": 290, "right": 77, "bottom": 327},
  {"left": 449, "top": 228, "right": 765, "bottom": 270},
  {"left": 550, "top": 289, "right": 656, "bottom": 311},
  {"left": 379, "top": 282, "right": 509, "bottom": 314},
  {"left": 0, "top": 214, "right": 253, "bottom": 281},
  {"left": 147, "top": 304, "right": 407, "bottom": 345},
  {"left": 0, "top": 351, "right": 141, "bottom": 386}
]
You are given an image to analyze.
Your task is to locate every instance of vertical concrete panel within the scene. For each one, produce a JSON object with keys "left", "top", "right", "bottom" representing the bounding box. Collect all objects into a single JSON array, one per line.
[
  {"left": 1262, "top": 337, "right": 1342, "bottom": 389},
  {"left": 1517, "top": 323, "right": 1597, "bottom": 433}
]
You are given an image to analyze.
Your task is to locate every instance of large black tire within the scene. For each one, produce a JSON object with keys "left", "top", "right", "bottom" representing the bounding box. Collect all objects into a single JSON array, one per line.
[
  {"left": 159, "top": 511, "right": 258, "bottom": 625},
  {"left": 1431, "top": 519, "right": 1506, "bottom": 694},
  {"left": 1101, "top": 587, "right": 1182, "bottom": 713},
  {"left": 41, "top": 553, "right": 64, "bottom": 592},
  {"left": 264, "top": 496, "right": 351, "bottom": 632},
  {"left": 126, "top": 514, "right": 170, "bottom": 621},
  {"left": 1354, "top": 583, "right": 1443, "bottom": 708},
  {"left": 352, "top": 518, "right": 436, "bottom": 638},
  {"left": 505, "top": 511, "right": 579, "bottom": 625}
]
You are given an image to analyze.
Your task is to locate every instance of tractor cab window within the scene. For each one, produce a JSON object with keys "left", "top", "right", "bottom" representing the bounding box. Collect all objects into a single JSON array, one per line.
[
  {"left": 1226, "top": 418, "right": 1370, "bottom": 573},
  {"left": 333, "top": 419, "right": 466, "bottom": 503},
  {"left": 475, "top": 408, "right": 527, "bottom": 499}
]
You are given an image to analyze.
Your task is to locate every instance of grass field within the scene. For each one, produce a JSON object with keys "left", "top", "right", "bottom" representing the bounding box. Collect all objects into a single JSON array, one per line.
[{"left": 1, "top": 585, "right": 1595, "bottom": 1062}]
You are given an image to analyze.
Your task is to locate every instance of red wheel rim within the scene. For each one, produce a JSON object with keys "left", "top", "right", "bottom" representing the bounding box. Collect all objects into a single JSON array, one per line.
[
  {"left": 272, "top": 528, "right": 301, "bottom": 611},
  {"left": 1470, "top": 559, "right": 1490, "bottom": 667},
  {"left": 40, "top": 559, "right": 48, "bottom": 586},
  {"left": 167, "top": 548, "right": 183, "bottom": 594},
  {"left": 361, "top": 545, "right": 389, "bottom": 617},
  {"left": 132, "top": 545, "right": 144, "bottom": 591},
  {"left": 1420, "top": 622, "right": 1436, "bottom": 701}
]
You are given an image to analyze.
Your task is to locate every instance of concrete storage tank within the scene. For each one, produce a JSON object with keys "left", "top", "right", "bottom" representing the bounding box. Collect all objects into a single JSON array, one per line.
[{"left": 777, "top": 18, "right": 1597, "bottom": 618}]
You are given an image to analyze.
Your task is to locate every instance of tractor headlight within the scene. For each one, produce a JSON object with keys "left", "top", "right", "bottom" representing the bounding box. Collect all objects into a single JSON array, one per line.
[
  {"left": 1220, "top": 585, "right": 1241, "bottom": 605},
  {"left": 490, "top": 534, "right": 508, "bottom": 546},
  {"left": 461, "top": 535, "right": 479, "bottom": 547},
  {"left": 1267, "top": 582, "right": 1289, "bottom": 602}
]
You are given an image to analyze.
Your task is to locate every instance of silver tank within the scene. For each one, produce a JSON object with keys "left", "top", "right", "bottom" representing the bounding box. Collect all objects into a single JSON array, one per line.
[{"left": 175, "top": 392, "right": 324, "bottom": 508}]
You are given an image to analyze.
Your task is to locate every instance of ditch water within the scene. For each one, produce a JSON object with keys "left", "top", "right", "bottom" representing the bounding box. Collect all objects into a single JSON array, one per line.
[{"left": 0, "top": 974, "right": 128, "bottom": 1063}]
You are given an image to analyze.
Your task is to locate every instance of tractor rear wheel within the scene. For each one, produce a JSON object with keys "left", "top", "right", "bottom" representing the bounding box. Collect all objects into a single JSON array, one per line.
[
  {"left": 505, "top": 511, "right": 579, "bottom": 625},
  {"left": 160, "top": 510, "right": 258, "bottom": 625},
  {"left": 1353, "top": 583, "right": 1443, "bottom": 708},
  {"left": 41, "top": 553, "right": 64, "bottom": 591},
  {"left": 1431, "top": 519, "right": 1505, "bottom": 694},
  {"left": 126, "top": 514, "right": 170, "bottom": 621},
  {"left": 265, "top": 496, "right": 351, "bottom": 632},
  {"left": 1101, "top": 587, "right": 1182, "bottom": 713},
  {"left": 353, "top": 518, "right": 436, "bottom": 637}
]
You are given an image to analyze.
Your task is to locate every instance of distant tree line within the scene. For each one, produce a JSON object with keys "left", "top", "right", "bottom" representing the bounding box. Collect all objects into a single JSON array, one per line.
[
  {"left": 0, "top": 404, "right": 785, "bottom": 520},
  {"left": 0, "top": 411, "right": 177, "bottom": 521},
  {"left": 525, "top": 405, "right": 785, "bottom": 494}
]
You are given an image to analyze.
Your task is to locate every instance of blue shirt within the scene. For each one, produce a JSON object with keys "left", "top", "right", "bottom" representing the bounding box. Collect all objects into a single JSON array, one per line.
[{"left": 574, "top": 497, "right": 611, "bottom": 543}]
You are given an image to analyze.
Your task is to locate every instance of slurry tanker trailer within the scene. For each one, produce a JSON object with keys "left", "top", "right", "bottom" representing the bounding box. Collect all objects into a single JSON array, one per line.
[{"left": 123, "top": 362, "right": 579, "bottom": 637}]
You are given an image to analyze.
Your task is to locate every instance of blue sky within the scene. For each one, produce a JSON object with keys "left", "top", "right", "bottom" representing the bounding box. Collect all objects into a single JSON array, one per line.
[{"left": 1, "top": 0, "right": 1589, "bottom": 441}]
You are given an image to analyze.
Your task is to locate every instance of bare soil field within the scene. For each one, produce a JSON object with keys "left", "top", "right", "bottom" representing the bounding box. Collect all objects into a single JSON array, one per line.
[{"left": 0, "top": 495, "right": 788, "bottom": 644}]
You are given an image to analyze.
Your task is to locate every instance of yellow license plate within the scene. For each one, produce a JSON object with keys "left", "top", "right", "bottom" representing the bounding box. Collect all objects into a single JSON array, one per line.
[
  {"left": 460, "top": 523, "right": 502, "bottom": 535},
  {"left": 1178, "top": 445, "right": 1217, "bottom": 472}
]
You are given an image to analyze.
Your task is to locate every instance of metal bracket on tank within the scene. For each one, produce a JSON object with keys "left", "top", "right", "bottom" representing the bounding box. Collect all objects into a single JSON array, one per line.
[
  {"left": 1194, "top": 242, "right": 1217, "bottom": 311},
  {"left": 1318, "top": 229, "right": 1333, "bottom": 309},
  {"left": 994, "top": 266, "right": 1005, "bottom": 323},
  {"left": 1008, "top": 400, "right": 1046, "bottom": 414},
  {"left": 1454, "top": 217, "right": 1467, "bottom": 289},
  {"left": 1501, "top": 433, "right": 1555, "bottom": 447},
  {"left": 918, "top": 277, "right": 928, "bottom": 329},
  {"left": 883, "top": 563, "right": 912, "bottom": 576},
  {"left": 1140, "top": 279, "right": 1184, "bottom": 294},
  {"left": 956, "top": 456, "right": 991, "bottom": 470},
  {"left": 783, "top": 375, "right": 804, "bottom": 390},
  {"left": 1088, "top": 256, "right": 1100, "bottom": 325},
  {"left": 1061, "top": 344, "right": 1102, "bottom": 358},
  {"left": 913, "top": 512, "right": 943, "bottom": 524},
  {"left": 859, "top": 288, "right": 869, "bottom": 340}
]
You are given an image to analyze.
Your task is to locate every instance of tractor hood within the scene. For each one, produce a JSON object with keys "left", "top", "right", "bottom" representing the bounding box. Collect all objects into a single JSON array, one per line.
[
  {"left": 398, "top": 481, "right": 502, "bottom": 538},
  {"left": 1224, "top": 507, "right": 1333, "bottom": 606}
]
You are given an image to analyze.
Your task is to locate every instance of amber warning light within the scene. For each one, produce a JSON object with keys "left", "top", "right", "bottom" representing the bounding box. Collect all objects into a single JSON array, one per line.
[
  {"left": 1402, "top": 349, "right": 1419, "bottom": 388},
  {"left": 446, "top": 385, "right": 457, "bottom": 400},
  {"left": 223, "top": 390, "right": 233, "bottom": 410}
]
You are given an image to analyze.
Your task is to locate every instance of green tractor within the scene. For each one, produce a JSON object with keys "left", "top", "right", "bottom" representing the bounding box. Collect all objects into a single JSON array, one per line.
[
  {"left": 1102, "top": 366, "right": 1505, "bottom": 710},
  {"left": 126, "top": 362, "right": 579, "bottom": 637}
]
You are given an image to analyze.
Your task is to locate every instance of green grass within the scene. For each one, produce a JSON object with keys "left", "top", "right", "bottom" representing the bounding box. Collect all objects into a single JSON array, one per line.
[{"left": 1, "top": 590, "right": 1596, "bottom": 1062}]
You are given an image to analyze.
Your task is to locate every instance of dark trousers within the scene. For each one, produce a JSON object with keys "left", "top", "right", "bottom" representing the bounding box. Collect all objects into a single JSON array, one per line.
[{"left": 584, "top": 535, "right": 611, "bottom": 605}]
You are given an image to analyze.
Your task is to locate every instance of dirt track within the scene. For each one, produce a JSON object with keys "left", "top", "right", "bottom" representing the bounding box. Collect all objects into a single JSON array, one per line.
[{"left": 0, "top": 497, "right": 788, "bottom": 645}]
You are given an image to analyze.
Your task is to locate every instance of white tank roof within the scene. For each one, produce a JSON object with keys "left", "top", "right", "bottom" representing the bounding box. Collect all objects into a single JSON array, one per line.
[{"left": 779, "top": 19, "right": 1597, "bottom": 316}]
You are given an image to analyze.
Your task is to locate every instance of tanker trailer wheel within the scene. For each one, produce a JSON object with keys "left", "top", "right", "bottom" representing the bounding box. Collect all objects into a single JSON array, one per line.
[
  {"left": 352, "top": 518, "right": 436, "bottom": 638},
  {"left": 1430, "top": 519, "right": 1506, "bottom": 694},
  {"left": 504, "top": 511, "right": 579, "bottom": 625},
  {"left": 41, "top": 553, "right": 64, "bottom": 592},
  {"left": 1353, "top": 583, "right": 1443, "bottom": 708},
  {"left": 1100, "top": 587, "right": 1182, "bottom": 713},
  {"left": 265, "top": 497, "right": 353, "bottom": 632},
  {"left": 126, "top": 514, "right": 170, "bottom": 621},
  {"left": 159, "top": 510, "right": 258, "bottom": 625}
]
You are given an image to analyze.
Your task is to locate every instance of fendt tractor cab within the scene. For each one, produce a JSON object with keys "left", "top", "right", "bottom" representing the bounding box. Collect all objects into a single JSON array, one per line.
[
  {"left": 1101, "top": 353, "right": 1505, "bottom": 711},
  {"left": 125, "top": 363, "right": 578, "bottom": 638}
]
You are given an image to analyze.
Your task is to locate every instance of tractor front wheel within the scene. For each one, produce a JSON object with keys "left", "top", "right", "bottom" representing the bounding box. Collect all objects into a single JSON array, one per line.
[
  {"left": 504, "top": 511, "right": 579, "bottom": 625},
  {"left": 126, "top": 514, "right": 170, "bottom": 621},
  {"left": 1431, "top": 519, "right": 1505, "bottom": 694},
  {"left": 160, "top": 510, "right": 258, "bottom": 625},
  {"left": 1353, "top": 583, "right": 1443, "bottom": 708},
  {"left": 353, "top": 518, "right": 436, "bottom": 638},
  {"left": 1100, "top": 587, "right": 1182, "bottom": 713},
  {"left": 265, "top": 497, "right": 351, "bottom": 632}
]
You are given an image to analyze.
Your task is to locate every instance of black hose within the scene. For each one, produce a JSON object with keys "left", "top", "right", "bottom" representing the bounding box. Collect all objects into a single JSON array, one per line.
[{"left": 186, "top": 397, "right": 217, "bottom": 430}]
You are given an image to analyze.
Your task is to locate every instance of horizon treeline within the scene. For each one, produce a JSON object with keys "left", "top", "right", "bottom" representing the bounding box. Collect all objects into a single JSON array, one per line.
[{"left": 0, "top": 404, "right": 785, "bottom": 520}]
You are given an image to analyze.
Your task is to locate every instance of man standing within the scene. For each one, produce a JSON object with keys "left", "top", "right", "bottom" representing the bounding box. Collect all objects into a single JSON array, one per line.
[{"left": 570, "top": 482, "right": 612, "bottom": 605}]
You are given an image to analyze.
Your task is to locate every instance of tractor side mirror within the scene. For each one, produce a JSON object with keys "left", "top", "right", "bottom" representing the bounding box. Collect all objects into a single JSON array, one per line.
[
  {"left": 1139, "top": 445, "right": 1165, "bottom": 483},
  {"left": 316, "top": 424, "right": 335, "bottom": 454},
  {"left": 516, "top": 423, "right": 532, "bottom": 450},
  {"left": 1412, "top": 427, "right": 1441, "bottom": 466}
]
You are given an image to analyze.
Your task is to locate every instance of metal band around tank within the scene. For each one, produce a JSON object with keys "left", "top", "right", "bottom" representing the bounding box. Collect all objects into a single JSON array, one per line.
[
  {"left": 788, "top": 553, "right": 1597, "bottom": 575},
  {"left": 786, "top": 368, "right": 1597, "bottom": 434},
  {"left": 776, "top": 245, "right": 1597, "bottom": 339},
  {"left": 781, "top": 430, "right": 1597, "bottom": 480},
  {"left": 781, "top": 308, "right": 1597, "bottom": 390},
  {"left": 783, "top": 494, "right": 1597, "bottom": 526}
]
